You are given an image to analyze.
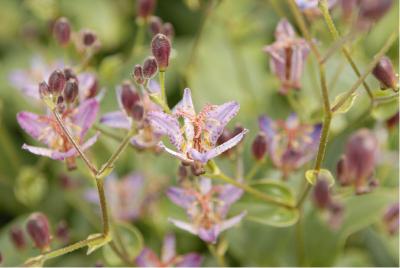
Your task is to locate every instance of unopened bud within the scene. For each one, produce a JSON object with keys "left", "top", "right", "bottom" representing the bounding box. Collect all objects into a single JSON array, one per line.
[
  {"left": 56, "top": 220, "right": 69, "bottom": 244},
  {"left": 149, "top": 16, "right": 163, "bottom": 35},
  {"left": 10, "top": 226, "right": 26, "bottom": 250},
  {"left": 26, "top": 212, "right": 51, "bottom": 250},
  {"left": 232, "top": 125, "right": 244, "bottom": 137},
  {"left": 328, "top": 202, "right": 344, "bottom": 229},
  {"left": 81, "top": 29, "right": 97, "bottom": 47},
  {"left": 48, "top": 69, "right": 66, "bottom": 94},
  {"left": 313, "top": 178, "right": 331, "bottom": 209},
  {"left": 63, "top": 79, "right": 79, "bottom": 103},
  {"left": 38, "top": 81, "right": 50, "bottom": 98},
  {"left": 358, "top": 0, "right": 393, "bottom": 22},
  {"left": 372, "top": 56, "right": 398, "bottom": 90},
  {"left": 132, "top": 104, "right": 144, "bottom": 121},
  {"left": 133, "top": 64, "right": 145, "bottom": 85},
  {"left": 142, "top": 56, "right": 158, "bottom": 79},
  {"left": 137, "top": 0, "right": 156, "bottom": 19},
  {"left": 53, "top": 17, "right": 71, "bottom": 46},
  {"left": 63, "top": 67, "right": 77, "bottom": 81},
  {"left": 252, "top": 134, "right": 267, "bottom": 160},
  {"left": 162, "top": 22, "right": 175, "bottom": 40},
  {"left": 386, "top": 112, "right": 399, "bottom": 129},
  {"left": 336, "top": 155, "right": 350, "bottom": 186},
  {"left": 151, "top": 34, "right": 171, "bottom": 71},
  {"left": 121, "top": 82, "right": 140, "bottom": 115}
]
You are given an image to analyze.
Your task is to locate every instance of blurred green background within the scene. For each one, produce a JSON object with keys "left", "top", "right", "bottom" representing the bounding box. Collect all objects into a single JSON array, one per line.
[{"left": 0, "top": 0, "right": 398, "bottom": 266}]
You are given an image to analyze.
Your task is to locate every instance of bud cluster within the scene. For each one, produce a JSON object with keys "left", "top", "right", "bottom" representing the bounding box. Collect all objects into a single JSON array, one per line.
[{"left": 26, "top": 212, "right": 51, "bottom": 251}]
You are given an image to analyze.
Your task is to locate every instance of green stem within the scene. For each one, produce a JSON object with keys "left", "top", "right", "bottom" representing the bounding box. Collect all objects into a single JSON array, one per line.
[
  {"left": 245, "top": 160, "right": 264, "bottom": 181},
  {"left": 96, "top": 178, "right": 110, "bottom": 235},
  {"left": 295, "top": 217, "right": 305, "bottom": 266},
  {"left": 159, "top": 71, "right": 167, "bottom": 103},
  {"left": 207, "top": 244, "right": 226, "bottom": 267}
]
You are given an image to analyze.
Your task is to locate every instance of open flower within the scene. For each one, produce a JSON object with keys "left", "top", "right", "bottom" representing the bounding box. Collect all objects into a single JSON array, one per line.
[
  {"left": 100, "top": 81, "right": 162, "bottom": 150},
  {"left": 263, "top": 19, "right": 310, "bottom": 94},
  {"left": 167, "top": 177, "right": 246, "bottom": 244},
  {"left": 148, "top": 88, "right": 248, "bottom": 167},
  {"left": 86, "top": 172, "right": 149, "bottom": 221},
  {"left": 17, "top": 98, "right": 99, "bottom": 170},
  {"left": 136, "top": 234, "right": 203, "bottom": 267},
  {"left": 259, "top": 113, "right": 321, "bottom": 177}
]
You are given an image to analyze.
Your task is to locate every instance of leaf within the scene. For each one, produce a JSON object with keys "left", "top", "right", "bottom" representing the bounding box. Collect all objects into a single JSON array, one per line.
[
  {"left": 102, "top": 222, "right": 143, "bottom": 266},
  {"left": 332, "top": 92, "right": 358, "bottom": 114},
  {"left": 371, "top": 98, "right": 398, "bottom": 121},
  {"left": 232, "top": 179, "right": 299, "bottom": 227},
  {"left": 14, "top": 167, "right": 47, "bottom": 207},
  {"left": 305, "top": 169, "right": 335, "bottom": 187},
  {"left": 86, "top": 233, "right": 111, "bottom": 255}
]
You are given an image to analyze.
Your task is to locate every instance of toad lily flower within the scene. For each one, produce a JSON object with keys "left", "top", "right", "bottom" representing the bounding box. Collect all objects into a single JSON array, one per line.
[
  {"left": 136, "top": 234, "right": 203, "bottom": 267},
  {"left": 259, "top": 113, "right": 321, "bottom": 178},
  {"left": 263, "top": 19, "right": 310, "bottom": 94},
  {"left": 148, "top": 88, "right": 248, "bottom": 166},
  {"left": 167, "top": 177, "right": 246, "bottom": 244},
  {"left": 17, "top": 98, "right": 99, "bottom": 170},
  {"left": 100, "top": 81, "right": 162, "bottom": 150}
]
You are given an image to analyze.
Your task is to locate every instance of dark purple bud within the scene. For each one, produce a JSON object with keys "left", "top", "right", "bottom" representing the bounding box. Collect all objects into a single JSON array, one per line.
[
  {"left": 137, "top": 0, "right": 156, "bottom": 19},
  {"left": 38, "top": 81, "right": 50, "bottom": 98},
  {"left": 26, "top": 212, "right": 51, "bottom": 250},
  {"left": 56, "top": 220, "right": 69, "bottom": 244},
  {"left": 358, "top": 0, "right": 393, "bottom": 22},
  {"left": 132, "top": 104, "right": 144, "bottom": 121},
  {"left": 336, "top": 155, "right": 350, "bottom": 186},
  {"left": 10, "top": 226, "right": 26, "bottom": 250},
  {"left": 313, "top": 179, "right": 331, "bottom": 209},
  {"left": 63, "top": 79, "right": 79, "bottom": 103},
  {"left": 133, "top": 64, "right": 145, "bottom": 85},
  {"left": 151, "top": 33, "right": 171, "bottom": 71},
  {"left": 162, "top": 22, "right": 175, "bottom": 40},
  {"left": 121, "top": 82, "right": 140, "bottom": 115},
  {"left": 81, "top": 29, "right": 97, "bottom": 47},
  {"left": 63, "top": 67, "right": 77, "bottom": 81},
  {"left": 372, "top": 56, "right": 398, "bottom": 89},
  {"left": 86, "top": 79, "right": 99, "bottom": 99},
  {"left": 386, "top": 111, "right": 399, "bottom": 129},
  {"left": 217, "top": 129, "right": 230, "bottom": 146},
  {"left": 149, "top": 16, "right": 163, "bottom": 36},
  {"left": 53, "top": 17, "right": 71, "bottom": 46},
  {"left": 252, "top": 134, "right": 267, "bottom": 160},
  {"left": 232, "top": 125, "right": 245, "bottom": 137},
  {"left": 48, "top": 69, "right": 66, "bottom": 94},
  {"left": 142, "top": 56, "right": 158, "bottom": 79}
]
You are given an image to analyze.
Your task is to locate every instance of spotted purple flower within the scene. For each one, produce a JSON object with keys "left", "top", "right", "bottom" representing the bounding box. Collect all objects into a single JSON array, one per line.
[
  {"left": 263, "top": 19, "right": 310, "bottom": 94},
  {"left": 100, "top": 81, "right": 162, "bottom": 150},
  {"left": 136, "top": 234, "right": 203, "bottom": 267},
  {"left": 86, "top": 173, "right": 148, "bottom": 221},
  {"left": 17, "top": 98, "right": 99, "bottom": 170},
  {"left": 167, "top": 177, "right": 246, "bottom": 244},
  {"left": 259, "top": 113, "right": 321, "bottom": 177},
  {"left": 148, "top": 88, "right": 248, "bottom": 166}
]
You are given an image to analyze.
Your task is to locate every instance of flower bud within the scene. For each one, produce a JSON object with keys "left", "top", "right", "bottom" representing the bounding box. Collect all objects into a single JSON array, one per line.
[
  {"left": 162, "top": 22, "right": 175, "bottom": 40},
  {"left": 137, "top": 0, "right": 156, "bottom": 19},
  {"left": 26, "top": 212, "right": 51, "bottom": 251},
  {"left": 63, "top": 67, "right": 77, "bottom": 81},
  {"left": 10, "top": 226, "right": 26, "bottom": 250},
  {"left": 151, "top": 34, "right": 171, "bottom": 71},
  {"left": 358, "top": 0, "right": 393, "bottom": 22},
  {"left": 48, "top": 69, "right": 66, "bottom": 94},
  {"left": 53, "top": 17, "right": 71, "bottom": 46},
  {"left": 313, "top": 178, "right": 331, "bottom": 209},
  {"left": 56, "top": 220, "right": 69, "bottom": 244},
  {"left": 38, "top": 81, "right": 50, "bottom": 98},
  {"left": 386, "top": 111, "right": 399, "bottom": 129},
  {"left": 372, "top": 56, "right": 398, "bottom": 90},
  {"left": 121, "top": 82, "right": 140, "bottom": 115},
  {"left": 149, "top": 16, "right": 163, "bottom": 35},
  {"left": 336, "top": 155, "right": 350, "bottom": 186},
  {"left": 133, "top": 64, "right": 145, "bottom": 85},
  {"left": 252, "top": 134, "right": 267, "bottom": 160},
  {"left": 63, "top": 79, "right": 79, "bottom": 103},
  {"left": 142, "top": 56, "right": 158, "bottom": 79},
  {"left": 132, "top": 104, "right": 144, "bottom": 121},
  {"left": 81, "top": 29, "right": 97, "bottom": 47}
]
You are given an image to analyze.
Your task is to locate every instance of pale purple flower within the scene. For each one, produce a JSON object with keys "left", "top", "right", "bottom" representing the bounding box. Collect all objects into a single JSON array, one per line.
[
  {"left": 136, "top": 234, "right": 203, "bottom": 267},
  {"left": 263, "top": 19, "right": 310, "bottom": 94},
  {"left": 259, "top": 113, "right": 321, "bottom": 177},
  {"left": 86, "top": 173, "right": 147, "bottom": 221},
  {"left": 100, "top": 81, "right": 162, "bottom": 150},
  {"left": 167, "top": 177, "right": 246, "bottom": 244},
  {"left": 17, "top": 98, "right": 99, "bottom": 170},
  {"left": 148, "top": 88, "right": 248, "bottom": 166}
]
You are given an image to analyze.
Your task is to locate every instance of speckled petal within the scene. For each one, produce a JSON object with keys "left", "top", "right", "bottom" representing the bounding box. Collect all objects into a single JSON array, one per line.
[
  {"left": 173, "top": 88, "right": 195, "bottom": 116},
  {"left": 198, "top": 227, "right": 219, "bottom": 244},
  {"left": 136, "top": 248, "right": 161, "bottom": 267},
  {"left": 258, "top": 115, "right": 275, "bottom": 140},
  {"left": 100, "top": 111, "right": 131, "bottom": 129},
  {"left": 73, "top": 99, "right": 99, "bottom": 138},
  {"left": 17, "top": 112, "right": 50, "bottom": 143},
  {"left": 166, "top": 187, "right": 196, "bottom": 209},
  {"left": 219, "top": 211, "right": 247, "bottom": 232},
  {"left": 148, "top": 111, "right": 182, "bottom": 149},
  {"left": 158, "top": 142, "right": 193, "bottom": 163},
  {"left": 176, "top": 253, "right": 203, "bottom": 267},
  {"left": 168, "top": 218, "right": 197, "bottom": 235}
]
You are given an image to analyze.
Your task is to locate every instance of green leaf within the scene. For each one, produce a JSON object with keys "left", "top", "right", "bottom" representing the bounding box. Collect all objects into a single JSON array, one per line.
[
  {"left": 332, "top": 92, "right": 358, "bottom": 114},
  {"left": 232, "top": 179, "right": 299, "bottom": 227},
  {"left": 371, "top": 97, "right": 398, "bottom": 120},
  {"left": 102, "top": 223, "right": 143, "bottom": 266},
  {"left": 86, "top": 233, "right": 111, "bottom": 255},
  {"left": 305, "top": 169, "right": 335, "bottom": 187},
  {"left": 14, "top": 167, "right": 47, "bottom": 207}
]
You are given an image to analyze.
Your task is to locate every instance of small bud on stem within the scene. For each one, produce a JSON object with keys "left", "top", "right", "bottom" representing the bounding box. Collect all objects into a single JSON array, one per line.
[
  {"left": 252, "top": 134, "right": 267, "bottom": 160},
  {"left": 133, "top": 64, "right": 145, "bottom": 85},
  {"left": 48, "top": 70, "right": 66, "bottom": 94},
  {"left": 151, "top": 34, "right": 171, "bottom": 71},
  {"left": 26, "top": 212, "right": 51, "bottom": 251},
  {"left": 53, "top": 17, "right": 71, "bottom": 46},
  {"left": 10, "top": 226, "right": 26, "bottom": 250},
  {"left": 142, "top": 56, "right": 158, "bottom": 79},
  {"left": 372, "top": 56, "right": 398, "bottom": 90}
]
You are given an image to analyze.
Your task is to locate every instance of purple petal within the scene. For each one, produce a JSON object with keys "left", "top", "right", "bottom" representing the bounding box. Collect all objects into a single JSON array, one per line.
[
  {"left": 258, "top": 115, "right": 275, "bottom": 140},
  {"left": 51, "top": 133, "right": 99, "bottom": 160},
  {"left": 100, "top": 111, "right": 131, "bottom": 129},
  {"left": 166, "top": 187, "right": 195, "bottom": 209},
  {"left": 199, "top": 178, "right": 212, "bottom": 195},
  {"left": 286, "top": 113, "right": 299, "bottom": 129},
  {"left": 73, "top": 99, "right": 99, "bottom": 138},
  {"left": 218, "top": 184, "right": 244, "bottom": 217},
  {"left": 310, "top": 123, "right": 322, "bottom": 141},
  {"left": 17, "top": 112, "right": 49, "bottom": 142},
  {"left": 219, "top": 211, "right": 247, "bottom": 232},
  {"left": 173, "top": 88, "right": 196, "bottom": 116},
  {"left": 275, "top": 19, "right": 295, "bottom": 40},
  {"left": 9, "top": 71, "right": 41, "bottom": 99},
  {"left": 130, "top": 131, "right": 159, "bottom": 149},
  {"left": 176, "top": 253, "right": 203, "bottom": 267},
  {"left": 136, "top": 248, "right": 161, "bottom": 267},
  {"left": 161, "top": 234, "right": 176, "bottom": 263},
  {"left": 198, "top": 227, "right": 219, "bottom": 244},
  {"left": 188, "top": 148, "right": 209, "bottom": 164},
  {"left": 21, "top": 144, "right": 56, "bottom": 158},
  {"left": 205, "top": 101, "right": 240, "bottom": 146},
  {"left": 147, "top": 111, "right": 182, "bottom": 150},
  {"left": 168, "top": 218, "right": 197, "bottom": 235},
  {"left": 148, "top": 79, "right": 161, "bottom": 93},
  {"left": 158, "top": 142, "right": 193, "bottom": 163},
  {"left": 77, "top": 72, "right": 97, "bottom": 101}
]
